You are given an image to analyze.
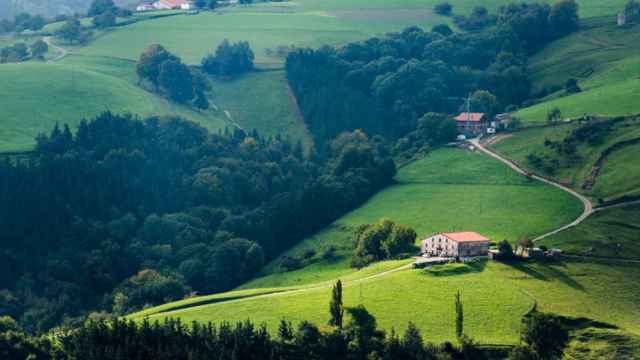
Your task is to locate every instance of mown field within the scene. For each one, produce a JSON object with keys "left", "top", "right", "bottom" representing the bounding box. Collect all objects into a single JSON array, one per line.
[
  {"left": 491, "top": 117, "right": 640, "bottom": 201},
  {"left": 516, "top": 20, "right": 640, "bottom": 123}
]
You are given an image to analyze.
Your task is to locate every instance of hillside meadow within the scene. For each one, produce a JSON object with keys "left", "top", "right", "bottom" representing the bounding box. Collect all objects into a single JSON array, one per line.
[
  {"left": 239, "top": 147, "right": 582, "bottom": 289},
  {"left": 132, "top": 259, "right": 640, "bottom": 345},
  {"left": 541, "top": 204, "right": 640, "bottom": 260},
  {"left": 491, "top": 117, "right": 640, "bottom": 200},
  {"left": 516, "top": 20, "right": 640, "bottom": 123}
]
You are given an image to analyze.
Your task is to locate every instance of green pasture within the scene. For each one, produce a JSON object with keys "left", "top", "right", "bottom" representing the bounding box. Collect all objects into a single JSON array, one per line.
[
  {"left": 516, "top": 21, "right": 640, "bottom": 123},
  {"left": 208, "top": 70, "right": 312, "bottom": 147},
  {"left": 541, "top": 205, "right": 640, "bottom": 260},
  {"left": 0, "top": 55, "right": 310, "bottom": 152},
  {"left": 133, "top": 259, "right": 640, "bottom": 345},
  {"left": 0, "top": 60, "right": 227, "bottom": 152},
  {"left": 492, "top": 118, "right": 640, "bottom": 200},
  {"left": 240, "top": 147, "right": 582, "bottom": 289}
]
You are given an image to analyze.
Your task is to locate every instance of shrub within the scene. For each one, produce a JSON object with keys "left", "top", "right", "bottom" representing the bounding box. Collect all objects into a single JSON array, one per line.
[{"left": 434, "top": 2, "right": 453, "bottom": 16}]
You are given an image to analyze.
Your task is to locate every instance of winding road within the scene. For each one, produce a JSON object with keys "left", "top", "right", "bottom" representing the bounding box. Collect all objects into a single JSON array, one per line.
[
  {"left": 44, "top": 37, "right": 68, "bottom": 63},
  {"left": 469, "top": 138, "right": 594, "bottom": 242}
]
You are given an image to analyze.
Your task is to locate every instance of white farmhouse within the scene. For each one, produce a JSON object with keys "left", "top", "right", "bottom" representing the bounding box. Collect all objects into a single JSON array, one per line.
[{"left": 421, "top": 232, "right": 490, "bottom": 257}]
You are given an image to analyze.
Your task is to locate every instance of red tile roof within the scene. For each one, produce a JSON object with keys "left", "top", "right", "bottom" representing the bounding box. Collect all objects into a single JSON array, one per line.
[
  {"left": 454, "top": 112, "right": 485, "bottom": 122},
  {"left": 442, "top": 232, "right": 489, "bottom": 243}
]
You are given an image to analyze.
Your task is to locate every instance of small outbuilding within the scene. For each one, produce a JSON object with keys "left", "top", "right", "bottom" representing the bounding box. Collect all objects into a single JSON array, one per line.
[{"left": 421, "top": 231, "right": 490, "bottom": 258}]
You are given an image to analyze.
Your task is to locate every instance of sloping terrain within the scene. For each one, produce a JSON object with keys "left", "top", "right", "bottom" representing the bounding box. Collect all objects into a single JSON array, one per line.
[
  {"left": 516, "top": 19, "right": 640, "bottom": 123},
  {"left": 491, "top": 117, "right": 640, "bottom": 201}
]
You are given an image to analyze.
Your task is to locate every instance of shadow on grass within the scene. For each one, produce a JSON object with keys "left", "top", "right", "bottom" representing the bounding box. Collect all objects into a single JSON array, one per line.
[
  {"left": 502, "top": 260, "right": 585, "bottom": 291},
  {"left": 421, "top": 259, "right": 487, "bottom": 277}
]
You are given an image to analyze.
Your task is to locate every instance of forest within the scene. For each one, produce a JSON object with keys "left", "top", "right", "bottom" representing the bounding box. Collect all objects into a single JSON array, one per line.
[
  {"left": 0, "top": 112, "right": 396, "bottom": 332},
  {"left": 286, "top": 1, "right": 579, "bottom": 144}
]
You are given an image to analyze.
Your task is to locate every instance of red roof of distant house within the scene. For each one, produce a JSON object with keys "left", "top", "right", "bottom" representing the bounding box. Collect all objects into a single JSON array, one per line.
[
  {"left": 442, "top": 232, "right": 489, "bottom": 243},
  {"left": 454, "top": 112, "right": 485, "bottom": 122},
  {"left": 158, "top": 0, "right": 188, "bottom": 7}
]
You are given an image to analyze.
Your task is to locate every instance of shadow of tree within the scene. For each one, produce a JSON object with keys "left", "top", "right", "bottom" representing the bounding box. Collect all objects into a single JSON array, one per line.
[{"left": 502, "top": 260, "right": 585, "bottom": 291}]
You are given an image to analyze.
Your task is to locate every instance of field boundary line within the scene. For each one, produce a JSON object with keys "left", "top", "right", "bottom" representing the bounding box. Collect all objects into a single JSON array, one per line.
[{"left": 143, "top": 262, "right": 414, "bottom": 318}]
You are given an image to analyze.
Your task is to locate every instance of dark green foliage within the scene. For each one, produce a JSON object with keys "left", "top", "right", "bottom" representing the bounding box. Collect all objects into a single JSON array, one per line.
[
  {"left": 520, "top": 312, "right": 569, "bottom": 359},
  {"left": 352, "top": 218, "right": 416, "bottom": 268},
  {"left": 565, "top": 78, "right": 581, "bottom": 94},
  {"left": 455, "top": 291, "right": 464, "bottom": 340},
  {"left": 497, "top": 240, "right": 514, "bottom": 258},
  {"left": 0, "top": 42, "right": 29, "bottom": 63},
  {"left": 55, "top": 18, "right": 91, "bottom": 44},
  {"left": 202, "top": 39, "right": 255, "bottom": 77},
  {"left": 626, "top": 0, "right": 640, "bottom": 22},
  {"left": 159, "top": 58, "right": 195, "bottom": 103},
  {"left": 207, "top": 0, "right": 218, "bottom": 10},
  {"left": 0, "top": 13, "right": 46, "bottom": 33},
  {"left": 88, "top": 0, "right": 117, "bottom": 16},
  {"left": 286, "top": 25, "right": 540, "bottom": 145},
  {"left": 0, "top": 113, "right": 395, "bottom": 332},
  {"left": 454, "top": 7, "right": 496, "bottom": 31},
  {"left": 328, "top": 280, "right": 343, "bottom": 328},
  {"left": 93, "top": 11, "right": 117, "bottom": 28},
  {"left": 549, "top": 0, "right": 580, "bottom": 37},
  {"left": 137, "top": 45, "right": 209, "bottom": 107},
  {"left": 30, "top": 39, "right": 48, "bottom": 59},
  {"left": 434, "top": 2, "right": 453, "bottom": 16},
  {"left": 432, "top": 23, "right": 453, "bottom": 36}
]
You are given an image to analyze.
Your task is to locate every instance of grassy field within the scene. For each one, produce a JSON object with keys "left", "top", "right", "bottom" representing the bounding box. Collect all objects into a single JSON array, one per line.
[
  {"left": 0, "top": 54, "right": 311, "bottom": 151},
  {"left": 131, "top": 258, "right": 640, "bottom": 345},
  {"left": 239, "top": 147, "right": 582, "bottom": 289},
  {"left": 491, "top": 118, "right": 640, "bottom": 201},
  {"left": 516, "top": 20, "right": 640, "bottom": 123},
  {"left": 0, "top": 59, "right": 227, "bottom": 152},
  {"left": 541, "top": 205, "right": 640, "bottom": 260}
]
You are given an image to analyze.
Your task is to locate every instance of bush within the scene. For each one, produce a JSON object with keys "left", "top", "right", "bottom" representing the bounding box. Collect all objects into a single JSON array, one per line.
[
  {"left": 434, "top": 2, "right": 453, "bottom": 16},
  {"left": 322, "top": 246, "right": 337, "bottom": 261},
  {"left": 280, "top": 255, "right": 302, "bottom": 271}
]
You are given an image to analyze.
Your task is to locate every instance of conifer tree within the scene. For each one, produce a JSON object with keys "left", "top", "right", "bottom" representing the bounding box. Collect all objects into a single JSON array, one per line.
[
  {"left": 455, "top": 291, "right": 464, "bottom": 340},
  {"left": 329, "top": 280, "right": 344, "bottom": 328}
]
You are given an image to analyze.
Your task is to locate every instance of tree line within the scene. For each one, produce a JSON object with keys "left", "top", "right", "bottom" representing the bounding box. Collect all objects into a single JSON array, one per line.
[
  {"left": 0, "top": 112, "right": 395, "bottom": 333},
  {"left": 0, "top": 281, "right": 570, "bottom": 360},
  {"left": 286, "top": 1, "right": 580, "bottom": 145},
  {"left": 0, "top": 39, "right": 48, "bottom": 63}
]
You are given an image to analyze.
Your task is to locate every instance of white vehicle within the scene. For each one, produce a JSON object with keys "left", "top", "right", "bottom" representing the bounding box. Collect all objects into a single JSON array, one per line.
[{"left": 456, "top": 134, "right": 467, "bottom": 141}]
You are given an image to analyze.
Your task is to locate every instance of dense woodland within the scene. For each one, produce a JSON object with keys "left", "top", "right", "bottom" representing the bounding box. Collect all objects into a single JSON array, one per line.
[
  {"left": 286, "top": 1, "right": 580, "bottom": 144},
  {"left": 0, "top": 112, "right": 396, "bottom": 332}
]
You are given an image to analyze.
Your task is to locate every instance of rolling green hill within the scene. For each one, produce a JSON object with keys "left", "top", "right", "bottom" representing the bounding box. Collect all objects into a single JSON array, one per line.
[
  {"left": 516, "top": 20, "right": 640, "bottom": 123},
  {"left": 541, "top": 204, "right": 640, "bottom": 260},
  {"left": 491, "top": 116, "right": 640, "bottom": 201},
  {"left": 0, "top": 59, "right": 227, "bottom": 152},
  {"left": 124, "top": 147, "right": 627, "bottom": 346}
]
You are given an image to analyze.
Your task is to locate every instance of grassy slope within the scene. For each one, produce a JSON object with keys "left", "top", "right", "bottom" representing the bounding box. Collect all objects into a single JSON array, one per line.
[
  {"left": 241, "top": 147, "right": 582, "bottom": 289},
  {"left": 540, "top": 205, "right": 640, "bottom": 260},
  {"left": 491, "top": 118, "right": 640, "bottom": 200},
  {"left": 516, "top": 20, "right": 640, "bottom": 123},
  {"left": 0, "top": 58, "right": 227, "bottom": 151}
]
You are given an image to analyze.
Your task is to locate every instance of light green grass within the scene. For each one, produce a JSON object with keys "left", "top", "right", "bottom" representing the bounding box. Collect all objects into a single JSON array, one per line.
[
  {"left": 492, "top": 118, "right": 640, "bottom": 200},
  {"left": 592, "top": 143, "right": 640, "bottom": 199},
  {"left": 0, "top": 60, "right": 226, "bottom": 152},
  {"left": 134, "top": 259, "right": 640, "bottom": 344},
  {"left": 0, "top": 55, "right": 311, "bottom": 152},
  {"left": 516, "top": 21, "right": 640, "bottom": 123},
  {"left": 240, "top": 147, "right": 582, "bottom": 289},
  {"left": 208, "top": 70, "right": 312, "bottom": 147},
  {"left": 541, "top": 205, "right": 640, "bottom": 260}
]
